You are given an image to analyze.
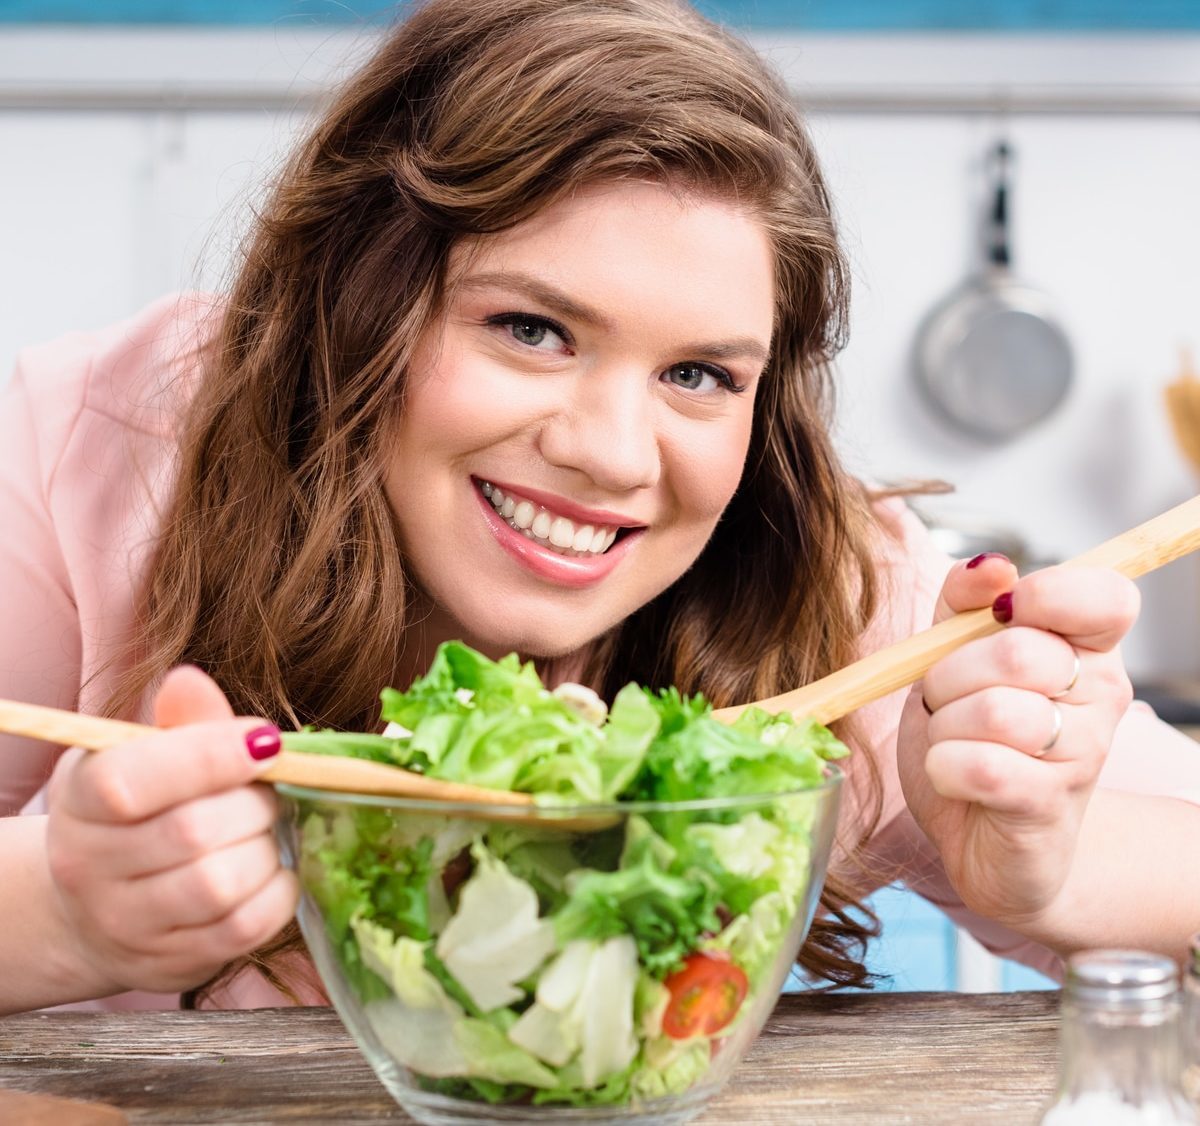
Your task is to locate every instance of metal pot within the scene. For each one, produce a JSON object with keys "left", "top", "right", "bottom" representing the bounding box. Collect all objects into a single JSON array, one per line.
[
  {"left": 911, "top": 504, "right": 1058, "bottom": 574},
  {"left": 914, "top": 141, "right": 1074, "bottom": 442}
]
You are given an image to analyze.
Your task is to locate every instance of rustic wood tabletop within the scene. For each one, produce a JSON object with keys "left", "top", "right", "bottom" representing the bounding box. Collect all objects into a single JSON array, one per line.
[{"left": 0, "top": 990, "right": 1061, "bottom": 1124}]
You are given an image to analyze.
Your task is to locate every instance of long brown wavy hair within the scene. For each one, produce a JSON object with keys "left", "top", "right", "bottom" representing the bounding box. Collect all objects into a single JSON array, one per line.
[{"left": 111, "top": 0, "right": 887, "bottom": 1003}]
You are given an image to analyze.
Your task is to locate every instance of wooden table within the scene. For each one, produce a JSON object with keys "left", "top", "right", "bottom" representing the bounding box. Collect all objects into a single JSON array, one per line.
[{"left": 0, "top": 990, "right": 1061, "bottom": 1124}]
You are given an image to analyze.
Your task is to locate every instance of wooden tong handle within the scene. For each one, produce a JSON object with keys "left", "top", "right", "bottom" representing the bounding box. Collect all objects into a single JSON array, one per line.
[
  {"left": 713, "top": 494, "right": 1200, "bottom": 726},
  {"left": 0, "top": 699, "right": 533, "bottom": 807}
]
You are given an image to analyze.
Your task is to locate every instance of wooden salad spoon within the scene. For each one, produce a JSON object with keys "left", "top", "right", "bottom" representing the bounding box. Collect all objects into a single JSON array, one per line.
[
  {"left": 713, "top": 492, "right": 1200, "bottom": 726},
  {"left": 0, "top": 701, "right": 535, "bottom": 808},
  {"left": 1, "top": 494, "right": 1198, "bottom": 807}
]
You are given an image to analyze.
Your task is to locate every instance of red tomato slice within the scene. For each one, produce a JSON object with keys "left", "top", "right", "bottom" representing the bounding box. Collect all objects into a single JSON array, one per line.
[{"left": 661, "top": 953, "right": 749, "bottom": 1039}]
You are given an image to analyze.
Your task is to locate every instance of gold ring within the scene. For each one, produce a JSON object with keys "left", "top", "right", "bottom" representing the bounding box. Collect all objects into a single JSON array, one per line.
[
  {"left": 1048, "top": 650, "right": 1081, "bottom": 700},
  {"left": 1037, "top": 701, "right": 1063, "bottom": 756}
]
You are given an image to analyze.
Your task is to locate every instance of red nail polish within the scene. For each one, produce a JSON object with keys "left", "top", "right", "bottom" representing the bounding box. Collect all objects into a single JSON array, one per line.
[
  {"left": 967, "top": 551, "right": 1009, "bottom": 570},
  {"left": 245, "top": 725, "right": 281, "bottom": 760},
  {"left": 992, "top": 592, "right": 1014, "bottom": 623}
]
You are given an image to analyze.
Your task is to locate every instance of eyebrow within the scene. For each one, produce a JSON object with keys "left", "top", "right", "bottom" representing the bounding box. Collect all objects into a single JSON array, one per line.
[{"left": 458, "top": 269, "right": 771, "bottom": 365}]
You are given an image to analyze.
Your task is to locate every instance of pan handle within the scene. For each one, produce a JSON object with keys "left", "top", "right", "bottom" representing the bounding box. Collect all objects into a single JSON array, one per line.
[{"left": 986, "top": 140, "right": 1012, "bottom": 268}]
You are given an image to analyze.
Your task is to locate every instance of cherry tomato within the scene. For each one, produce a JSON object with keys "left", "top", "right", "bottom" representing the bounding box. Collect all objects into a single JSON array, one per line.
[{"left": 661, "top": 953, "right": 749, "bottom": 1039}]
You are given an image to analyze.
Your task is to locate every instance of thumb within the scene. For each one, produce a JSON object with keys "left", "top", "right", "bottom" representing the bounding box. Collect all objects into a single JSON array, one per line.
[
  {"left": 930, "top": 552, "right": 1019, "bottom": 625},
  {"left": 153, "top": 665, "right": 236, "bottom": 728}
]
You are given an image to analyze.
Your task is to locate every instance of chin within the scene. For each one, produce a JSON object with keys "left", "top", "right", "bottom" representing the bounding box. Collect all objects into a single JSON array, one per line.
[{"left": 457, "top": 617, "right": 607, "bottom": 665}]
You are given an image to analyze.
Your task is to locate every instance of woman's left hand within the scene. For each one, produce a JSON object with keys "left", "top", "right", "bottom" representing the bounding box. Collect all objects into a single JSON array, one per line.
[{"left": 896, "top": 554, "right": 1139, "bottom": 929}]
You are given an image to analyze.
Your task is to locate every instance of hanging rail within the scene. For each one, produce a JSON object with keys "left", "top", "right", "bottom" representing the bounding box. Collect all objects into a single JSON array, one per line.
[{"left": 0, "top": 84, "right": 1199, "bottom": 115}]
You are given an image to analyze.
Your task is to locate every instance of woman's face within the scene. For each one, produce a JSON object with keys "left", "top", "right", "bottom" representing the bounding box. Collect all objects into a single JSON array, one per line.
[{"left": 384, "top": 179, "right": 775, "bottom": 664}]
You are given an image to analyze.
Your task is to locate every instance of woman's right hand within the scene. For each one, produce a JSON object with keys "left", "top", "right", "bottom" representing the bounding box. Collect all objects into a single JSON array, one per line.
[{"left": 44, "top": 666, "right": 299, "bottom": 996}]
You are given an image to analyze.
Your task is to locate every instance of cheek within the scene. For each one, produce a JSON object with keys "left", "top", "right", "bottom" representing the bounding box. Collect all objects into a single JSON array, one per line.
[
  {"left": 395, "top": 340, "right": 497, "bottom": 460},
  {"left": 673, "top": 414, "right": 755, "bottom": 523}
]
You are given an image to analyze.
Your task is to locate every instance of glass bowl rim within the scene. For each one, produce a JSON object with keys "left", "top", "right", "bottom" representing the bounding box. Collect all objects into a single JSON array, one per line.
[{"left": 275, "top": 761, "right": 843, "bottom": 818}]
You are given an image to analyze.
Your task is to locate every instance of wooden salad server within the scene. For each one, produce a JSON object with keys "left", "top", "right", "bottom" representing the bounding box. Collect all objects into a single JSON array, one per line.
[
  {"left": 713, "top": 493, "right": 1200, "bottom": 726},
  {"left": 0, "top": 700, "right": 535, "bottom": 808}
]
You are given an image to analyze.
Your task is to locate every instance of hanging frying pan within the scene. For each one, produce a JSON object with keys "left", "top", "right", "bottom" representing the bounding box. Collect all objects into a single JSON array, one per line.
[{"left": 914, "top": 140, "right": 1073, "bottom": 441}]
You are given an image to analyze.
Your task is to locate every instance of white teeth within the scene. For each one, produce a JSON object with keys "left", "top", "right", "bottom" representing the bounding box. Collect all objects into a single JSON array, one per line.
[
  {"left": 513, "top": 500, "right": 536, "bottom": 530},
  {"left": 549, "top": 517, "right": 575, "bottom": 548},
  {"left": 479, "top": 481, "right": 625, "bottom": 558}
]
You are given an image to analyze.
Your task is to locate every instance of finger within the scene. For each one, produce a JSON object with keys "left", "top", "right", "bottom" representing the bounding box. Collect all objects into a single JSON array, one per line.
[
  {"left": 923, "top": 739, "right": 1082, "bottom": 813},
  {"left": 929, "top": 687, "right": 1074, "bottom": 761},
  {"left": 999, "top": 566, "right": 1140, "bottom": 653},
  {"left": 59, "top": 719, "right": 281, "bottom": 825},
  {"left": 131, "top": 833, "right": 283, "bottom": 929},
  {"left": 923, "top": 628, "right": 1082, "bottom": 711},
  {"left": 930, "top": 552, "right": 1020, "bottom": 624},
  {"left": 156, "top": 868, "right": 299, "bottom": 972},
  {"left": 46, "top": 744, "right": 87, "bottom": 807},
  {"left": 63, "top": 785, "right": 280, "bottom": 880},
  {"left": 95, "top": 868, "right": 300, "bottom": 992},
  {"left": 154, "top": 665, "right": 236, "bottom": 727}
]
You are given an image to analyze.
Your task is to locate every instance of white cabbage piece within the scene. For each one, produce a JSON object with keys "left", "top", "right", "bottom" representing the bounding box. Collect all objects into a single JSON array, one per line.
[
  {"left": 507, "top": 935, "right": 639, "bottom": 1087},
  {"left": 435, "top": 845, "right": 556, "bottom": 1011},
  {"left": 580, "top": 936, "right": 640, "bottom": 1085},
  {"left": 351, "top": 916, "right": 469, "bottom": 1076},
  {"left": 352, "top": 915, "right": 459, "bottom": 1014},
  {"left": 551, "top": 682, "right": 608, "bottom": 726},
  {"left": 365, "top": 997, "right": 469, "bottom": 1077},
  {"left": 353, "top": 915, "right": 557, "bottom": 1086},
  {"left": 364, "top": 1001, "right": 560, "bottom": 1087},
  {"left": 685, "top": 812, "right": 780, "bottom": 879}
]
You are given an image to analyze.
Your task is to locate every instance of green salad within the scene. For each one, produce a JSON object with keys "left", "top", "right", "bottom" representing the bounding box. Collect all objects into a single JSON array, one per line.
[{"left": 289, "top": 642, "right": 846, "bottom": 1108}]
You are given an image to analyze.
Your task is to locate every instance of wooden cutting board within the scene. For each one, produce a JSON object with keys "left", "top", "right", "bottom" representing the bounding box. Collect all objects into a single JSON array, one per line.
[{"left": 0, "top": 1086, "right": 127, "bottom": 1124}]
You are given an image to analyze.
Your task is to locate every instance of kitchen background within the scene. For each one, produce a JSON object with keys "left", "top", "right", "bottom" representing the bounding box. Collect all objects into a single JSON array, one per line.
[{"left": 1, "top": 0, "right": 1198, "bottom": 993}]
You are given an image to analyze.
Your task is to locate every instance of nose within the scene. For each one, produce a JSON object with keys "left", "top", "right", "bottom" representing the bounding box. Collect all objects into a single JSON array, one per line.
[{"left": 536, "top": 369, "right": 661, "bottom": 493}]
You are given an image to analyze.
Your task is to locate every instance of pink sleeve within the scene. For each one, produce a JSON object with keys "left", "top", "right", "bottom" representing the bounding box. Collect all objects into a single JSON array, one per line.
[
  {"left": 0, "top": 357, "right": 86, "bottom": 815},
  {"left": 2, "top": 298, "right": 325, "bottom": 1012}
]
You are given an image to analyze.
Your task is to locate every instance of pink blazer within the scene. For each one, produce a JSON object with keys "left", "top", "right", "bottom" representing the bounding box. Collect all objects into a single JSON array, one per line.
[{"left": 3, "top": 296, "right": 1199, "bottom": 1009}]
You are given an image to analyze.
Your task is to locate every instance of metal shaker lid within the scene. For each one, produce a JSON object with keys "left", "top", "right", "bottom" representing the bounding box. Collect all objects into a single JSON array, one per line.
[{"left": 1065, "top": 949, "right": 1179, "bottom": 1006}]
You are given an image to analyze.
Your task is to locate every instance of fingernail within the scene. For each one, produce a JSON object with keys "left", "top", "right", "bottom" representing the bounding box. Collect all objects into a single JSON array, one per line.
[
  {"left": 245, "top": 725, "right": 281, "bottom": 761},
  {"left": 966, "top": 551, "right": 1009, "bottom": 569},
  {"left": 992, "top": 591, "right": 1014, "bottom": 623}
]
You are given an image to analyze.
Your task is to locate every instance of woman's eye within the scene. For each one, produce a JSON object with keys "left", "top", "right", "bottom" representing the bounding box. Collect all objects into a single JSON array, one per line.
[
  {"left": 489, "top": 313, "right": 570, "bottom": 352},
  {"left": 664, "top": 363, "right": 743, "bottom": 394}
]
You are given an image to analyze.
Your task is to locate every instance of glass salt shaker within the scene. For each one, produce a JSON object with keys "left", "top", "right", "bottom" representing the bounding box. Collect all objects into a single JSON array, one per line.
[
  {"left": 1183, "top": 934, "right": 1200, "bottom": 1106},
  {"left": 1038, "top": 949, "right": 1198, "bottom": 1125}
]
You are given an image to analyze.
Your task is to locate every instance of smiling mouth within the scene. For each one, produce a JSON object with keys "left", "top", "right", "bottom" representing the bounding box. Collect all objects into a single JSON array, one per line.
[{"left": 479, "top": 481, "right": 628, "bottom": 557}]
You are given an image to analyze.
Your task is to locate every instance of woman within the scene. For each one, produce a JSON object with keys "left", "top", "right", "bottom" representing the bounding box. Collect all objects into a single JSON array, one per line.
[{"left": 1, "top": 0, "right": 1198, "bottom": 1015}]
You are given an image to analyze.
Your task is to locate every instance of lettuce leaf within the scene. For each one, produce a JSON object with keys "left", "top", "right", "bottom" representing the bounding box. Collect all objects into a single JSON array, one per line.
[
  {"left": 284, "top": 641, "right": 845, "bottom": 807},
  {"left": 552, "top": 816, "right": 722, "bottom": 975},
  {"left": 298, "top": 807, "right": 439, "bottom": 1001}
]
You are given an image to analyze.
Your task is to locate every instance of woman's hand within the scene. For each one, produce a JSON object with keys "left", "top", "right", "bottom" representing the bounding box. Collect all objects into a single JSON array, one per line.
[
  {"left": 44, "top": 666, "right": 298, "bottom": 995},
  {"left": 897, "top": 554, "right": 1139, "bottom": 931}
]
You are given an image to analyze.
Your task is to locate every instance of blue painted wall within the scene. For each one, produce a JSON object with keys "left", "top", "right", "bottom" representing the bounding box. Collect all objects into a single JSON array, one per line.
[
  {"left": 783, "top": 884, "right": 1058, "bottom": 994},
  {"left": 2, "top": 0, "right": 1199, "bottom": 28}
]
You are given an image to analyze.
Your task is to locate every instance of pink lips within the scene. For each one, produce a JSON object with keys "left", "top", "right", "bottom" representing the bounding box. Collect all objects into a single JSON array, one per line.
[
  {"left": 481, "top": 478, "right": 641, "bottom": 529},
  {"left": 474, "top": 482, "right": 641, "bottom": 588}
]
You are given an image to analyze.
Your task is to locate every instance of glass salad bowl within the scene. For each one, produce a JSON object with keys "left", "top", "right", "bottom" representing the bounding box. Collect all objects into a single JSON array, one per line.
[{"left": 276, "top": 774, "right": 843, "bottom": 1126}]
